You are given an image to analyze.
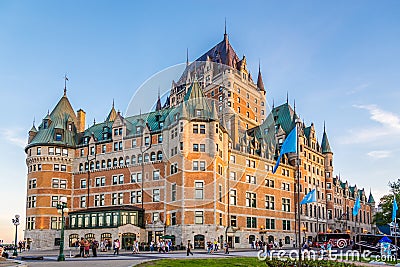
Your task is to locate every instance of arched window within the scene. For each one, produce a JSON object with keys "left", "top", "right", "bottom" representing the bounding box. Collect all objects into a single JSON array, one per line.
[
  {"left": 95, "top": 161, "right": 100, "bottom": 169},
  {"left": 84, "top": 233, "right": 95, "bottom": 242},
  {"left": 85, "top": 162, "right": 89, "bottom": 171},
  {"left": 150, "top": 152, "right": 156, "bottom": 161},
  {"left": 131, "top": 156, "right": 136, "bottom": 164},
  {"left": 157, "top": 151, "right": 163, "bottom": 160},
  {"left": 79, "top": 163, "right": 83, "bottom": 171},
  {"left": 125, "top": 156, "right": 130, "bottom": 166},
  {"left": 119, "top": 157, "right": 123, "bottom": 166},
  {"left": 144, "top": 153, "right": 149, "bottom": 162},
  {"left": 107, "top": 159, "right": 112, "bottom": 168},
  {"left": 138, "top": 154, "right": 142, "bottom": 163},
  {"left": 285, "top": 236, "right": 290, "bottom": 244},
  {"left": 101, "top": 160, "right": 106, "bottom": 168},
  {"left": 69, "top": 234, "right": 79, "bottom": 247},
  {"left": 113, "top": 158, "right": 118, "bottom": 167}
]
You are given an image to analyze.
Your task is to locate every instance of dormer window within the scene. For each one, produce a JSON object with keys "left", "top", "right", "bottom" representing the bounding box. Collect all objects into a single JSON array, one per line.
[
  {"left": 68, "top": 124, "right": 73, "bottom": 131},
  {"left": 43, "top": 121, "right": 48, "bottom": 129},
  {"left": 83, "top": 137, "right": 89, "bottom": 145},
  {"left": 196, "top": 110, "right": 202, "bottom": 116},
  {"left": 55, "top": 133, "right": 62, "bottom": 141},
  {"left": 136, "top": 126, "right": 142, "bottom": 134}
]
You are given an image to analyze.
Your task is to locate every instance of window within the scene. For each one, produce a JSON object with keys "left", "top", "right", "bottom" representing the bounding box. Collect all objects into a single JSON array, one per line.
[
  {"left": 112, "top": 176, "right": 118, "bottom": 185},
  {"left": 230, "top": 171, "right": 236, "bottom": 180},
  {"left": 265, "top": 195, "right": 275, "bottom": 210},
  {"left": 51, "top": 196, "right": 59, "bottom": 207},
  {"left": 52, "top": 178, "right": 59, "bottom": 188},
  {"left": 200, "top": 124, "right": 205, "bottom": 134},
  {"left": 51, "top": 217, "right": 62, "bottom": 230},
  {"left": 158, "top": 134, "right": 163, "bottom": 143},
  {"left": 61, "top": 165, "right": 66, "bottom": 171},
  {"left": 230, "top": 155, "right": 236, "bottom": 163},
  {"left": 282, "top": 198, "right": 291, "bottom": 212},
  {"left": 171, "top": 212, "right": 176, "bottom": 225},
  {"left": 282, "top": 182, "right": 290, "bottom": 191},
  {"left": 246, "top": 192, "right": 257, "bottom": 207},
  {"left": 195, "top": 211, "right": 203, "bottom": 224},
  {"left": 171, "top": 183, "right": 176, "bottom": 201},
  {"left": 112, "top": 193, "right": 117, "bottom": 205},
  {"left": 246, "top": 175, "right": 256, "bottom": 184},
  {"left": 170, "top": 163, "right": 178, "bottom": 174},
  {"left": 145, "top": 137, "right": 150, "bottom": 146},
  {"left": 49, "top": 147, "right": 54, "bottom": 155},
  {"left": 246, "top": 217, "right": 257, "bottom": 228},
  {"left": 55, "top": 148, "right": 61, "bottom": 156},
  {"left": 193, "top": 144, "right": 199, "bottom": 152},
  {"left": 37, "top": 147, "right": 41, "bottom": 155},
  {"left": 118, "top": 193, "right": 123, "bottom": 205},
  {"left": 153, "top": 170, "right": 160, "bottom": 180},
  {"left": 219, "top": 184, "right": 222, "bottom": 202},
  {"left": 193, "top": 161, "right": 198, "bottom": 171},
  {"left": 28, "top": 179, "right": 37, "bottom": 189},
  {"left": 80, "top": 179, "right": 86, "bottom": 188},
  {"left": 195, "top": 181, "right": 204, "bottom": 199},
  {"left": 193, "top": 124, "right": 198, "bottom": 134},
  {"left": 101, "top": 145, "right": 106, "bottom": 153},
  {"left": 200, "top": 161, "right": 206, "bottom": 171},
  {"left": 283, "top": 220, "right": 291, "bottom": 230},
  {"left": 153, "top": 189, "right": 160, "bottom": 202},
  {"left": 54, "top": 164, "right": 59, "bottom": 171},
  {"left": 26, "top": 217, "right": 35, "bottom": 230},
  {"left": 27, "top": 196, "right": 36, "bottom": 208},
  {"left": 266, "top": 218, "right": 275, "bottom": 230},
  {"left": 132, "top": 139, "right": 137, "bottom": 148},
  {"left": 230, "top": 189, "right": 237, "bottom": 205},
  {"left": 55, "top": 133, "right": 62, "bottom": 141},
  {"left": 152, "top": 212, "right": 159, "bottom": 223},
  {"left": 118, "top": 175, "right": 124, "bottom": 184},
  {"left": 265, "top": 179, "right": 274, "bottom": 188},
  {"left": 131, "top": 172, "right": 142, "bottom": 183},
  {"left": 231, "top": 216, "right": 237, "bottom": 227},
  {"left": 157, "top": 151, "right": 163, "bottom": 160},
  {"left": 38, "top": 164, "right": 42, "bottom": 171},
  {"left": 80, "top": 196, "right": 86, "bottom": 208},
  {"left": 150, "top": 152, "right": 156, "bottom": 161}
]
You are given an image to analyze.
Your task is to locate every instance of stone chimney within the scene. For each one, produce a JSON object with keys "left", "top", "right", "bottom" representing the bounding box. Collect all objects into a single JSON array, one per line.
[{"left": 76, "top": 109, "right": 86, "bottom": 133}]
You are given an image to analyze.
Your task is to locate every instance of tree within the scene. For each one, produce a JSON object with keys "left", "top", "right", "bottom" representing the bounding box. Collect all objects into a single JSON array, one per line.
[{"left": 374, "top": 179, "right": 400, "bottom": 226}]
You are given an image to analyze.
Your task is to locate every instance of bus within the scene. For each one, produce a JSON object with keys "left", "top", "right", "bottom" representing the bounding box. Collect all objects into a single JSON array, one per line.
[{"left": 314, "top": 233, "right": 351, "bottom": 248}]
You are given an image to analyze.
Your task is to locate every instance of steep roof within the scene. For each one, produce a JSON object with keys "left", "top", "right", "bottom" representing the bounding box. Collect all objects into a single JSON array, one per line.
[
  {"left": 272, "top": 103, "right": 296, "bottom": 135},
  {"left": 257, "top": 64, "right": 265, "bottom": 91},
  {"left": 368, "top": 192, "right": 375, "bottom": 203},
  {"left": 196, "top": 34, "right": 240, "bottom": 68},
  {"left": 321, "top": 123, "right": 332, "bottom": 154},
  {"left": 26, "top": 94, "right": 78, "bottom": 150}
]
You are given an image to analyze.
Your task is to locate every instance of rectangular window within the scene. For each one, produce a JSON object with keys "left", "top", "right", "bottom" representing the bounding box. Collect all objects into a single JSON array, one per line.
[
  {"left": 265, "top": 195, "right": 275, "bottom": 210},
  {"left": 37, "top": 164, "right": 42, "bottom": 171},
  {"left": 219, "top": 184, "right": 222, "bottom": 202},
  {"left": 152, "top": 212, "right": 159, "bottom": 223},
  {"left": 26, "top": 217, "right": 36, "bottom": 230},
  {"left": 54, "top": 164, "right": 59, "bottom": 171},
  {"left": 118, "top": 175, "right": 124, "bottom": 184},
  {"left": 62, "top": 148, "right": 68, "bottom": 156},
  {"left": 37, "top": 147, "right": 42, "bottom": 155},
  {"left": 195, "top": 181, "right": 204, "bottom": 199},
  {"left": 266, "top": 218, "right": 275, "bottom": 230},
  {"left": 193, "top": 144, "right": 199, "bottom": 152},
  {"left": 265, "top": 179, "right": 275, "bottom": 188},
  {"left": 130, "top": 191, "right": 137, "bottom": 204},
  {"left": 52, "top": 178, "right": 59, "bottom": 188},
  {"left": 153, "top": 170, "right": 160, "bottom": 180},
  {"left": 60, "top": 180, "right": 66, "bottom": 189},
  {"left": 282, "top": 198, "right": 291, "bottom": 212},
  {"left": 246, "top": 217, "right": 257, "bottom": 228},
  {"left": 61, "top": 165, "right": 66, "bottom": 171},
  {"left": 193, "top": 124, "right": 198, "bottom": 134},
  {"left": 230, "top": 155, "right": 236, "bottom": 163},
  {"left": 158, "top": 134, "right": 163, "bottom": 143},
  {"left": 49, "top": 147, "right": 54, "bottom": 155},
  {"left": 200, "top": 144, "right": 205, "bottom": 152},
  {"left": 281, "top": 182, "right": 290, "bottom": 191},
  {"left": 246, "top": 192, "right": 257, "bottom": 207},
  {"left": 171, "top": 212, "right": 176, "bottom": 225},
  {"left": 246, "top": 175, "right": 256, "bottom": 184},
  {"left": 94, "top": 194, "right": 100, "bottom": 207},
  {"left": 145, "top": 137, "right": 150, "bottom": 146},
  {"left": 200, "top": 161, "right": 206, "bottom": 171},
  {"left": 153, "top": 189, "right": 160, "bottom": 202},
  {"left": 80, "top": 179, "right": 86, "bottom": 188},
  {"left": 55, "top": 147, "right": 61, "bottom": 155},
  {"left": 230, "top": 215, "right": 237, "bottom": 227},
  {"left": 51, "top": 196, "right": 59, "bottom": 207},
  {"left": 200, "top": 124, "right": 205, "bottom": 134},
  {"left": 230, "top": 172, "right": 236, "bottom": 180},
  {"left": 230, "top": 189, "right": 237, "bottom": 205},
  {"left": 171, "top": 183, "right": 176, "bottom": 201},
  {"left": 195, "top": 211, "right": 203, "bottom": 224},
  {"left": 283, "top": 220, "right": 291, "bottom": 230},
  {"left": 118, "top": 192, "right": 123, "bottom": 205},
  {"left": 50, "top": 217, "right": 62, "bottom": 230},
  {"left": 112, "top": 193, "right": 117, "bottom": 205},
  {"left": 112, "top": 175, "right": 118, "bottom": 185},
  {"left": 80, "top": 196, "right": 86, "bottom": 208},
  {"left": 102, "top": 145, "right": 106, "bottom": 153},
  {"left": 193, "top": 161, "right": 198, "bottom": 171}
]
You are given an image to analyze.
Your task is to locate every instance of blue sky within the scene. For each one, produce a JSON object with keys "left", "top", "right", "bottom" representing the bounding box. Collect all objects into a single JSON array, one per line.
[{"left": 1, "top": 0, "right": 400, "bottom": 242}]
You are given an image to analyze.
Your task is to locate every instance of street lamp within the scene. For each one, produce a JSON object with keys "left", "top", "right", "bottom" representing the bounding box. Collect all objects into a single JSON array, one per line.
[
  {"left": 301, "top": 226, "right": 307, "bottom": 244},
  {"left": 12, "top": 215, "right": 20, "bottom": 257},
  {"left": 56, "top": 196, "right": 68, "bottom": 261}
]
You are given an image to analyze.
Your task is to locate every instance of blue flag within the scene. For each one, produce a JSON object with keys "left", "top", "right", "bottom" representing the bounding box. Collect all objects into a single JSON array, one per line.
[
  {"left": 272, "top": 127, "right": 297, "bottom": 174},
  {"left": 300, "top": 189, "right": 317, "bottom": 205},
  {"left": 352, "top": 195, "right": 361, "bottom": 216},
  {"left": 393, "top": 196, "right": 398, "bottom": 222}
]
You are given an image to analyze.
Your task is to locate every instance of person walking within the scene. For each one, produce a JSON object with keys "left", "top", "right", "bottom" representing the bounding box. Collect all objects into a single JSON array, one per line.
[
  {"left": 186, "top": 240, "right": 193, "bottom": 256},
  {"left": 79, "top": 237, "right": 85, "bottom": 257},
  {"left": 92, "top": 239, "right": 98, "bottom": 257},
  {"left": 84, "top": 239, "right": 90, "bottom": 257}
]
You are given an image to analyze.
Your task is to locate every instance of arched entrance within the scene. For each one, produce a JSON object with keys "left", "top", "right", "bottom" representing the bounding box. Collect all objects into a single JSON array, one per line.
[
  {"left": 122, "top": 233, "right": 136, "bottom": 250},
  {"left": 268, "top": 235, "right": 274, "bottom": 244},
  {"left": 249, "top": 235, "right": 256, "bottom": 247},
  {"left": 194, "top": 234, "right": 205, "bottom": 249}
]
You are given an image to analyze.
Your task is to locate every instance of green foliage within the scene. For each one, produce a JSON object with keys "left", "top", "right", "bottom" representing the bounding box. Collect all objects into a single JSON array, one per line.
[
  {"left": 136, "top": 257, "right": 266, "bottom": 266},
  {"left": 374, "top": 179, "right": 400, "bottom": 226}
]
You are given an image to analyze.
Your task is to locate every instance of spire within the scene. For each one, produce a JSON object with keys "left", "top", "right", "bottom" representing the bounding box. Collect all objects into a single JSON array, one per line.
[
  {"left": 186, "top": 48, "right": 189, "bottom": 67},
  {"left": 106, "top": 100, "right": 117, "bottom": 122},
  {"left": 293, "top": 99, "right": 296, "bottom": 114},
  {"left": 272, "top": 98, "right": 274, "bottom": 109},
  {"left": 257, "top": 60, "right": 265, "bottom": 92},
  {"left": 224, "top": 17, "right": 227, "bottom": 40},
  {"left": 64, "top": 74, "right": 69, "bottom": 97},
  {"left": 112, "top": 98, "right": 115, "bottom": 108},
  {"left": 321, "top": 122, "right": 332, "bottom": 154},
  {"left": 286, "top": 92, "right": 289, "bottom": 104},
  {"left": 156, "top": 87, "right": 162, "bottom": 111}
]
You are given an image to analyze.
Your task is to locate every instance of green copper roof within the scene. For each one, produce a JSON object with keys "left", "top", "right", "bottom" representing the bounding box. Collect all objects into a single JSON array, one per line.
[
  {"left": 272, "top": 103, "right": 295, "bottom": 135},
  {"left": 26, "top": 95, "right": 78, "bottom": 150},
  {"left": 368, "top": 192, "right": 375, "bottom": 203},
  {"left": 321, "top": 131, "right": 332, "bottom": 154}
]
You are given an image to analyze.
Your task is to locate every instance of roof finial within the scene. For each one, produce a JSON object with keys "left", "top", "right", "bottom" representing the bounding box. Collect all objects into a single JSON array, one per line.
[
  {"left": 258, "top": 59, "right": 261, "bottom": 72},
  {"left": 224, "top": 17, "right": 227, "bottom": 35},
  {"left": 33, "top": 117, "right": 35, "bottom": 127},
  {"left": 186, "top": 48, "right": 189, "bottom": 67},
  {"left": 112, "top": 98, "right": 115, "bottom": 108},
  {"left": 93, "top": 118, "right": 96, "bottom": 125},
  {"left": 286, "top": 91, "right": 289, "bottom": 104},
  {"left": 64, "top": 74, "right": 69, "bottom": 96},
  {"left": 324, "top": 120, "right": 326, "bottom": 133},
  {"left": 293, "top": 99, "right": 296, "bottom": 114},
  {"left": 224, "top": 17, "right": 228, "bottom": 41},
  {"left": 272, "top": 98, "right": 275, "bottom": 109}
]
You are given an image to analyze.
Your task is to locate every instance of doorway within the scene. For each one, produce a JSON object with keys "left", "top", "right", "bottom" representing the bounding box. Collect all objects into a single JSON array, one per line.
[{"left": 122, "top": 233, "right": 136, "bottom": 250}]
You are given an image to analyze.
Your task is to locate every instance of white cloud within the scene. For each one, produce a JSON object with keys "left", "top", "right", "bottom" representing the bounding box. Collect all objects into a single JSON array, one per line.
[
  {"left": 340, "top": 105, "right": 400, "bottom": 144},
  {"left": 346, "top": 83, "right": 370, "bottom": 95},
  {"left": 367, "top": 150, "right": 392, "bottom": 159},
  {"left": 1, "top": 128, "right": 27, "bottom": 148}
]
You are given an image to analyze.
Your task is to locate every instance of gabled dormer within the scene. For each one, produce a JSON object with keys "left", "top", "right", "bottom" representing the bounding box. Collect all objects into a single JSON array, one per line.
[{"left": 42, "top": 113, "right": 52, "bottom": 129}]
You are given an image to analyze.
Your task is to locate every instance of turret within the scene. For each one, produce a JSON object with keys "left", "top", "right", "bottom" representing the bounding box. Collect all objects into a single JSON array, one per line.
[{"left": 322, "top": 122, "right": 333, "bottom": 179}]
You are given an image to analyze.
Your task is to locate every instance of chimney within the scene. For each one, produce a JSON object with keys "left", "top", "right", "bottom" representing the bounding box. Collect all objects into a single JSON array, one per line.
[{"left": 77, "top": 109, "right": 86, "bottom": 133}]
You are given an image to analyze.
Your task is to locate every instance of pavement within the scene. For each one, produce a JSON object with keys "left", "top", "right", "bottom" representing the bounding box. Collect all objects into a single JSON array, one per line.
[{"left": 11, "top": 247, "right": 398, "bottom": 267}]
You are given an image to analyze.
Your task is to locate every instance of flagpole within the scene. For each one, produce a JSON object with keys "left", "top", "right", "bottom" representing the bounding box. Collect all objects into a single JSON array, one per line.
[
  {"left": 296, "top": 120, "right": 302, "bottom": 263},
  {"left": 395, "top": 193, "right": 397, "bottom": 262}
]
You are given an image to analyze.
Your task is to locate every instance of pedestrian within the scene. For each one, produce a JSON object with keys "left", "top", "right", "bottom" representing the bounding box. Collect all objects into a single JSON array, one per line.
[
  {"left": 279, "top": 240, "right": 283, "bottom": 249},
  {"left": 114, "top": 239, "right": 120, "bottom": 255},
  {"left": 224, "top": 241, "right": 229, "bottom": 254},
  {"left": 84, "top": 239, "right": 90, "bottom": 257},
  {"left": 79, "top": 237, "right": 85, "bottom": 257},
  {"left": 186, "top": 240, "right": 193, "bottom": 256},
  {"left": 92, "top": 239, "right": 98, "bottom": 257}
]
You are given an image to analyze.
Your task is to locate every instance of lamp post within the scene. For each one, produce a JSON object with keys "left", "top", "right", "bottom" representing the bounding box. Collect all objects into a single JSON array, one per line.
[
  {"left": 12, "top": 215, "right": 20, "bottom": 257},
  {"left": 56, "top": 196, "right": 68, "bottom": 261},
  {"left": 301, "top": 226, "right": 307, "bottom": 245}
]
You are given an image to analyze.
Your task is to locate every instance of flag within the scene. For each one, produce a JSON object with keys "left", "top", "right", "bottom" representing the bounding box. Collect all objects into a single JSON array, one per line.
[
  {"left": 352, "top": 195, "right": 361, "bottom": 216},
  {"left": 393, "top": 196, "right": 398, "bottom": 222},
  {"left": 272, "top": 127, "right": 297, "bottom": 174},
  {"left": 300, "top": 189, "right": 317, "bottom": 205}
]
